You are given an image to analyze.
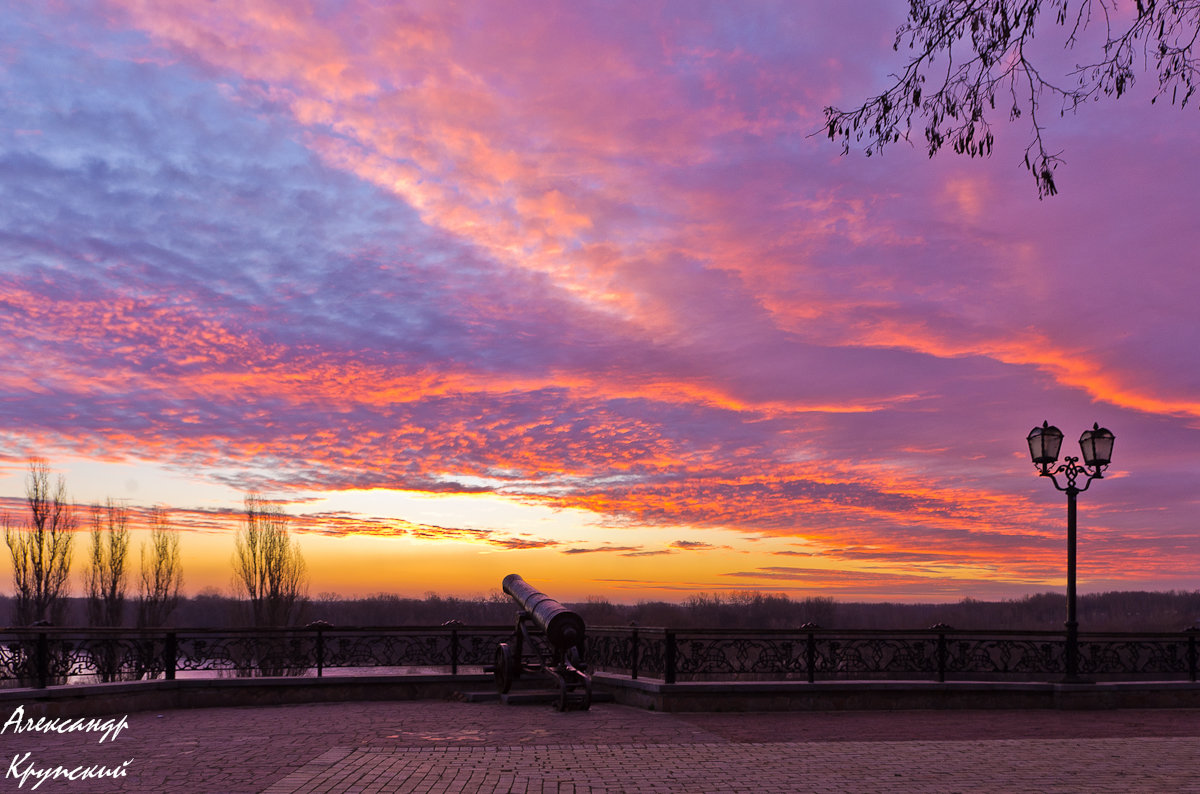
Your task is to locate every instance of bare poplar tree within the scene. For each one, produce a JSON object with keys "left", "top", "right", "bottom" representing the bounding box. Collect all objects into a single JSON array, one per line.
[
  {"left": 137, "top": 507, "right": 183, "bottom": 628},
  {"left": 3, "top": 460, "right": 76, "bottom": 625},
  {"left": 85, "top": 499, "right": 130, "bottom": 627},
  {"left": 233, "top": 495, "right": 308, "bottom": 627}
]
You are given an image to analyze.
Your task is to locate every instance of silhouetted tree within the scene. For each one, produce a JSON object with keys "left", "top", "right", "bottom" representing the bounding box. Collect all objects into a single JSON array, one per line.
[
  {"left": 233, "top": 495, "right": 307, "bottom": 627},
  {"left": 824, "top": 1, "right": 1200, "bottom": 197},
  {"left": 3, "top": 461, "right": 75, "bottom": 625},
  {"left": 136, "top": 507, "right": 183, "bottom": 628},
  {"left": 85, "top": 499, "right": 130, "bottom": 627}
]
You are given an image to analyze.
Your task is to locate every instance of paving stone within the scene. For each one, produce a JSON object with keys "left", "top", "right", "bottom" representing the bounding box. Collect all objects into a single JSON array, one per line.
[{"left": 1, "top": 700, "right": 1197, "bottom": 792}]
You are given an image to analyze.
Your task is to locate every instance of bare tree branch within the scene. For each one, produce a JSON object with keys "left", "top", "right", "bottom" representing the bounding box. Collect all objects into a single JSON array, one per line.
[{"left": 823, "top": 1, "right": 1200, "bottom": 197}]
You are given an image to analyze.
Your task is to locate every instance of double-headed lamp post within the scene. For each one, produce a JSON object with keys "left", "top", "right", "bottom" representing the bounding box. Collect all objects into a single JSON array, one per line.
[{"left": 1026, "top": 420, "right": 1115, "bottom": 682}]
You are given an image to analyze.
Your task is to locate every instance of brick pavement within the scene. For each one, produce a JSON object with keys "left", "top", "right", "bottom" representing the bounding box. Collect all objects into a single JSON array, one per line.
[{"left": 1, "top": 700, "right": 1197, "bottom": 793}]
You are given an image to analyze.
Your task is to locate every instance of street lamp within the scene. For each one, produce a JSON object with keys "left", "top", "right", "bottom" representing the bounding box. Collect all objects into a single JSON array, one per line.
[{"left": 1026, "top": 420, "right": 1115, "bottom": 682}]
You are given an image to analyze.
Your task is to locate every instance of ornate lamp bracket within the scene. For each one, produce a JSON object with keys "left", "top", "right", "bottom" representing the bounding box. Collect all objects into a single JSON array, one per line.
[{"left": 1037, "top": 456, "right": 1107, "bottom": 494}]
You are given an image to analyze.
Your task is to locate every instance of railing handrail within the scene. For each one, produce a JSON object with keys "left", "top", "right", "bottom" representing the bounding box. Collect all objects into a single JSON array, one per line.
[
  {"left": 0, "top": 624, "right": 514, "bottom": 634},
  {"left": 3, "top": 624, "right": 1195, "bottom": 637},
  {"left": 588, "top": 626, "right": 1199, "bottom": 638}
]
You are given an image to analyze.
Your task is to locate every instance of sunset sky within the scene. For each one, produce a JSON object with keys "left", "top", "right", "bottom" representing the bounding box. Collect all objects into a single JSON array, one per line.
[{"left": 2, "top": 1, "right": 1198, "bottom": 604}]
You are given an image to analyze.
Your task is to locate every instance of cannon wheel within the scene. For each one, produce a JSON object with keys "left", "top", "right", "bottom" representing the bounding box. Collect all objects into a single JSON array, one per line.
[
  {"left": 571, "top": 679, "right": 592, "bottom": 712},
  {"left": 566, "top": 646, "right": 591, "bottom": 711},
  {"left": 494, "top": 643, "right": 516, "bottom": 694},
  {"left": 554, "top": 678, "right": 591, "bottom": 712},
  {"left": 555, "top": 679, "right": 570, "bottom": 712}
]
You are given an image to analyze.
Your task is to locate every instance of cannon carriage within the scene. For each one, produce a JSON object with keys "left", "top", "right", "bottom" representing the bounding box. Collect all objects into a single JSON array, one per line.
[{"left": 493, "top": 573, "right": 592, "bottom": 711}]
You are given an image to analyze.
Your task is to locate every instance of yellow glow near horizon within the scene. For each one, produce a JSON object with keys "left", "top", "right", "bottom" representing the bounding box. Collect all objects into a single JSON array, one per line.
[{"left": 0, "top": 459, "right": 1071, "bottom": 605}]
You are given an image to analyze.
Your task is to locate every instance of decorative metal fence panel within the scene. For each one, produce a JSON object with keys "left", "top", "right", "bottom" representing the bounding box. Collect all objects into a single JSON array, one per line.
[
  {"left": 586, "top": 627, "right": 1200, "bottom": 684},
  {"left": 0, "top": 627, "right": 511, "bottom": 688},
  {"left": 175, "top": 632, "right": 314, "bottom": 677},
  {"left": 674, "top": 632, "right": 809, "bottom": 680},
  {"left": 944, "top": 635, "right": 1065, "bottom": 678},
  {"left": 817, "top": 635, "right": 938, "bottom": 680},
  {"left": 0, "top": 631, "right": 171, "bottom": 687},
  {"left": 1077, "top": 635, "right": 1192, "bottom": 679},
  {"left": 1, "top": 626, "right": 1196, "bottom": 689}
]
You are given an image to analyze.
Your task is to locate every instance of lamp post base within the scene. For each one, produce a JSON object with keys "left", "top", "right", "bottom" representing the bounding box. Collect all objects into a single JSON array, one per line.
[{"left": 1062, "top": 621, "right": 1093, "bottom": 684}]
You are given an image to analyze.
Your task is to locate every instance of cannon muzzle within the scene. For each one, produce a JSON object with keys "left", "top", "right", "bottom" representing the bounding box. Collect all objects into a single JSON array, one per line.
[{"left": 502, "top": 573, "right": 585, "bottom": 651}]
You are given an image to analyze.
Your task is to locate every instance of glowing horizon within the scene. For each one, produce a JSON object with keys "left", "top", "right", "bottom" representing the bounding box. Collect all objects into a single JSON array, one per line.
[{"left": 2, "top": 1, "right": 1199, "bottom": 605}]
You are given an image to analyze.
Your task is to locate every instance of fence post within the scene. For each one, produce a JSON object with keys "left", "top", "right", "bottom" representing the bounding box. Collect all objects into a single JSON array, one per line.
[
  {"left": 164, "top": 632, "right": 177, "bottom": 680},
  {"left": 305, "top": 621, "right": 331, "bottom": 678},
  {"left": 937, "top": 630, "right": 947, "bottom": 683},
  {"left": 928, "top": 624, "right": 952, "bottom": 683},
  {"left": 36, "top": 631, "right": 49, "bottom": 689},
  {"left": 801, "top": 623, "right": 819, "bottom": 684},
  {"left": 450, "top": 628, "right": 459, "bottom": 676},
  {"left": 1187, "top": 627, "right": 1198, "bottom": 683},
  {"left": 630, "top": 626, "right": 640, "bottom": 680},
  {"left": 664, "top": 631, "right": 677, "bottom": 684}
]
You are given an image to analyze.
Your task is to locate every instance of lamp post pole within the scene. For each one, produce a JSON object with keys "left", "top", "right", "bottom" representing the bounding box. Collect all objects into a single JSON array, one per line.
[
  {"left": 1065, "top": 484, "right": 1078, "bottom": 677},
  {"left": 1026, "top": 421, "right": 1115, "bottom": 683}
]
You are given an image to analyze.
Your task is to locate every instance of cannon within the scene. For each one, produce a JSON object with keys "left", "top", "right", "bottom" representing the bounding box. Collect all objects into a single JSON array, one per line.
[{"left": 493, "top": 573, "right": 592, "bottom": 711}]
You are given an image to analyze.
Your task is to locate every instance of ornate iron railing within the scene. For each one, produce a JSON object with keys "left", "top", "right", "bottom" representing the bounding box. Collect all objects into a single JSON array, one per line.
[
  {"left": 585, "top": 627, "right": 1200, "bottom": 684},
  {"left": 1, "top": 625, "right": 1196, "bottom": 689},
  {"left": 0, "top": 626, "right": 510, "bottom": 688}
]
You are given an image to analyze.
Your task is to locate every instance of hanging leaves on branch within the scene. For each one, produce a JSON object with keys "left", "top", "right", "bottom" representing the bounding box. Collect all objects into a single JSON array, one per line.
[{"left": 823, "top": 1, "right": 1200, "bottom": 197}]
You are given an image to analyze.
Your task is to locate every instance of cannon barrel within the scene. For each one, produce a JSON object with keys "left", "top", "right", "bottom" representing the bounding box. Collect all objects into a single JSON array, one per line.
[{"left": 502, "top": 573, "right": 585, "bottom": 651}]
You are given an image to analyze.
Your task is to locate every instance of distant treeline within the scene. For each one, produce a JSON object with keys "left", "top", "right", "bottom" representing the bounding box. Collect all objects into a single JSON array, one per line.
[
  {"left": 3, "top": 589, "right": 1199, "bottom": 632},
  {"left": 576, "top": 590, "right": 1200, "bottom": 632}
]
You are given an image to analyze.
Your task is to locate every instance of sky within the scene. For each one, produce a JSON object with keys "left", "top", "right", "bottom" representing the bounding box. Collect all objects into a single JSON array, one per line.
[{"left": 1, "top": 1, "right": 1198, "bottom": 604}]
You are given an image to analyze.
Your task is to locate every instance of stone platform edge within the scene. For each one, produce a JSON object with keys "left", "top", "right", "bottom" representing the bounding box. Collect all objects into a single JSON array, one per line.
[
  {"left": 4, "top": 673, "right": 1199, "bottom": 718},
  {"left": 591, "top": 673, "right": 1200, "bottom": 712},
  {"left": 0, "top": 674, "right": 494, "bottom": 718}
]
